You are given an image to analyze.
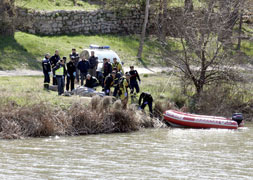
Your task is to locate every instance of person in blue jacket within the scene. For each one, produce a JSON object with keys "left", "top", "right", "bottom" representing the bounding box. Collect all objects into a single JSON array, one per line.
[
  {"left": 42, "top": 53, "right": 51, "bottom": 90},
  {"left": 77, "top": 57, "right": 90, "bottom": 86}
]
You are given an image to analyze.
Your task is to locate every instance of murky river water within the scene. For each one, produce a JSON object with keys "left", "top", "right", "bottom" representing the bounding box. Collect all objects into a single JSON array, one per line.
[{"left": 0, "top": 123, "right": 252, "bottom": 180}]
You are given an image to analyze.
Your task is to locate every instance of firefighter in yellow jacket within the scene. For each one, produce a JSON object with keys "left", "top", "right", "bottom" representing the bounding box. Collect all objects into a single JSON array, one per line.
[
  {"left": 112, "top": 58, "right": 124, "bottom": 75},
  {"left": 118, "top": 72, "right": 131, "bottom": 109}
]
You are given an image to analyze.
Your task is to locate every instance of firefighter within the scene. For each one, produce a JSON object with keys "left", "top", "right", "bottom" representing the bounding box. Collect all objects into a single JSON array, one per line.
[
  {"left": 85, "top": 74, "right": 99, "bottom": 89},
  {"left": 112, "top": 67, "right": 122, "bottom": 97},
  {"left": 53, "top": 59, "right": 66, "bottom": 95},
  {"left": 66, "top": 57, "right": 76, "bottom": 91},
  {"left": 69, "top": 48, "right": 80, "bottom": 83},
  {"left": 103, "top": 58, "right": 112, "bottom": 78},
  {"left": 139, "top": 92, "right": 153, "bottom": 117},
  {"left": 42, "top": 53, "right": 51, "bottom": 90},
  {"left": 102, "top": 58, "right": 112, "bottom": 89},
  {"left": 104, "top": 71, "right": 116, "bottom": 96},
  {"left": 129, "top": 65, "right": 141, "bottom": 94},
  {"left": 112, "top": 57, "right": 124, "bottom": 75},
  {"left": 118, "top": 72, "right": 130, "bottom": 109},
  {"left": 50, "top": 50, "right": 61, "bottom": 85}
]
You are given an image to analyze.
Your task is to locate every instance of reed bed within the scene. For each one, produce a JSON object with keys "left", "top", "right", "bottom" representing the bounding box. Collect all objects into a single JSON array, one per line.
[{"left": 0, "top": 96, "right": 166, "bottom": 139}]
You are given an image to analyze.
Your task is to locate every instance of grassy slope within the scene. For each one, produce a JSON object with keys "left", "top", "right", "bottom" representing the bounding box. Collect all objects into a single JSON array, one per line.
[
  {"left": 15, "top": 0, "right": 203, "bottom": 10},
  {"left": 0, "top": 73, "right": 182, "bottom": 107},
  {"left": 0, "top": 76, "right": 91, "bottom": 108},
  {"left": 15, "top": 0, "right": 99, "bottom": 11},
  {"left": 0, "top": 32, "right": 161, "bottom": 70}
]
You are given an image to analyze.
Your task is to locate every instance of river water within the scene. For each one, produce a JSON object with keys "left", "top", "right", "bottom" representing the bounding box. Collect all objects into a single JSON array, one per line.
[{"left": 0, "top": 123, "right": 252, "bottom": 180}]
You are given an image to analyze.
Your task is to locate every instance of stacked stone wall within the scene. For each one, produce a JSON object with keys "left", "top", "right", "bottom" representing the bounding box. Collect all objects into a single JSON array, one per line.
[{"left": 16, "top": 8, "right": 150, "bottom": 35}]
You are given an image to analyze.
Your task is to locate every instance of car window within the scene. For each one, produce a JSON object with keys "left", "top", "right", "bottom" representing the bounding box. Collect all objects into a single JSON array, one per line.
[{"left": 95, "top": 51, "right": 121, "bottom": 63}]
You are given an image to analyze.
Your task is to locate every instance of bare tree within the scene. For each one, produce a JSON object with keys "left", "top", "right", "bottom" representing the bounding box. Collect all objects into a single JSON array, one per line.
[
  {"left": 161, "top": 0, "right": 242, "bottom": 98},
  {"left": 236, "top": 0, "right": 246, "bottom": 50},
  {"left": 156, "top": 0, "right": 168, "bottom": 42},
  {"left": 73, "top": 0, "right": 77, "bottom": 6},
  {"left": 0, "top": 0, "right": 16, "bottom": 36},
  {"left": 137, "top": 0, "right": 150, "bottom": 59},
  {"left": 184, "top": 0, "right": 193, "bottom": 13}
]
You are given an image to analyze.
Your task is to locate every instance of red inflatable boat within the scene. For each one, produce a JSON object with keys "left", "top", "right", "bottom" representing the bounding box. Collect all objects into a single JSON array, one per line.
[{"left": 163, "top": 110, "right": 243, "bottom": 129}]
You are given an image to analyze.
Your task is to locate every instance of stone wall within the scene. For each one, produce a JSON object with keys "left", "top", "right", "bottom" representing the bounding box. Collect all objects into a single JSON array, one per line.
[{"left": 16, "top": 8, "right": 150, "bottom": 35}]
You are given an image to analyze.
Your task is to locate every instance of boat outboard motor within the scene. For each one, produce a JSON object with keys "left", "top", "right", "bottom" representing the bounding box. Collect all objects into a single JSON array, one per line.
[{"left": 232, "top": 113, "right": 243, "bottom": 125}]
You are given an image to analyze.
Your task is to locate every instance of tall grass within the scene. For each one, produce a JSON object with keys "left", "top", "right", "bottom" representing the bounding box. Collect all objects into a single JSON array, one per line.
[
  {"left": 0, "top": 96, "right": 165, "bottom": 139},
  {"left": 15, "top": 0, "right": 100, "bottom": 11}
]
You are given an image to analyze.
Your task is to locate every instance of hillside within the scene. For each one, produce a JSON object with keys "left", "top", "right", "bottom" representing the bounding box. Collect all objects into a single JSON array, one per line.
[
  {"left": 0, "top": 32, "right": 162, "bottom": 70},
  {"left": 1, "top": 0, "right": 252, "bottom": 70}
]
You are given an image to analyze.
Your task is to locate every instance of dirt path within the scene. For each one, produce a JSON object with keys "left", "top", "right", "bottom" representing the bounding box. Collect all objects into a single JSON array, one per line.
[{"left": 0, "top": 67, "right": 170, "bottom": 77}]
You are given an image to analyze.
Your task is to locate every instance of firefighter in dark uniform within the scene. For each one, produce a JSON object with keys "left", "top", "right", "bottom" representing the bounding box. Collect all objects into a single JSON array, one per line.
[
  {"left": 139, "top": 92, "right": 153, "bottom": 117},
  {"left": 42, "top": 53, "right": 51, "bottom": 90},
  {"left": 66, "top": 57, "right": 76, "bottom": 91},
  {"left": 69, "top": 48, "right": 79, "bottom": 83},
  {"left": 53, "top": 59, "right": 66, "bottom": 95},
  {"left": 50, "top": 50, "right": 61, "bottom": 85},
  {"left": 85, "top": 74, "right": 99, "bottom": 89},
  {"left": 129, "top": 65, "right": 141, "bottom": 94},
  {"left": 118, "top": 72, "right": 131, "bottom": 109},
  {"left": 112, "top": 67, "right": 122, "bottom": 97},
  {"left": 102, "top": 58, "right": 112, "bottom": 88},
  {"left": 104, "top": 71, "right": 116, "bottom": 96}
]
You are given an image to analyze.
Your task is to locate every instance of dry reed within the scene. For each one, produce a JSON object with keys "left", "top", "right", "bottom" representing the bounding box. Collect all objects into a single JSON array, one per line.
[{"left": 0, "top": 96, "right": 166, "bottom": 139}]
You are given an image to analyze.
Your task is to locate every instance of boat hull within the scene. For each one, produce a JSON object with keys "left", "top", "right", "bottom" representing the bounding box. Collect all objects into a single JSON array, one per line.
[{"left": 164, "top": 110, "right": 238, "bottom": 129}]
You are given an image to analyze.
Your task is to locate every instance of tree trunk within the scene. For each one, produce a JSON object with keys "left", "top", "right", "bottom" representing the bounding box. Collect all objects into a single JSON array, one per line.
[
  {"left": 158, "top": 0, "right": 168, "bottom": 42},
  {"left": 184, "top": 0, "right": 193, "bottom": 13},
  {"left": 137, "top": 0, "right": 150, "bottom": 59},
  {"left": 73, "top": 0, "right": 77, "bottom": 6},
  {"left": 0, "top": 0, "right": 16, "bottom": 36},
  {"left": 237, "top": 9, "right": 243, "bottom": 50}
]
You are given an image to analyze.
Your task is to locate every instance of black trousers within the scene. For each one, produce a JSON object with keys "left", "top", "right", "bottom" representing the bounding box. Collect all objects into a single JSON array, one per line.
[
  {"left": 56, "top": 76, "right": 65, "bottom": 95},
  {"left": 80, "top": 72, "right": 87, "bottom": 86},
  {"left": 113, "top": 86, "right": 119, "bottom": 97},
  {"left": 43, "top": 72, "right": 50, "bottom": 89},
  {"left": 130, "top": 80, "right": 140, "bottom": 93},
  {"left": 66, "top": 75, "right": 75, "bottom": 91},
  {"left": 104, "top": 87, "right": 110, "bottom": 96},
  {"left": 141, "top": 101, "right": 153, "bottom": 115},
  {"left": 53, "top": 75, "right": 58, "bottom": 85}
]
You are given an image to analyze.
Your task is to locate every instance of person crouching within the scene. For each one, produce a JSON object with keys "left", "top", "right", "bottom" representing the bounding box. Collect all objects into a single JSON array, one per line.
[
  {"left": 85, "top": 74, "right": 99, "bottom": 89},
  {"left": 53, "top": 59, "right": 66, "bottom": 95}
]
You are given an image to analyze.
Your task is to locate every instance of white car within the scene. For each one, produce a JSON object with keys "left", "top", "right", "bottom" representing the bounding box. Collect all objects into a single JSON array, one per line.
[{"left": 80, "top": 45, "right": 123, "bottom": 72}]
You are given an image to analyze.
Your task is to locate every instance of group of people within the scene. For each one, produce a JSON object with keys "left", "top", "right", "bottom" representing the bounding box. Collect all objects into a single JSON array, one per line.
[
  {"left": 42, "top": 49, "right": 99, "bottom": 94},
  {"left": 42, "top": 48, "right": 153, "bottom": 115}
]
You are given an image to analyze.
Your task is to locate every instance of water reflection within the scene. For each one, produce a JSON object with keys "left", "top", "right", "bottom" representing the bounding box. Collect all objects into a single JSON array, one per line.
[{"left": 0, "top": 124, "right": 252, "bottom": 180}]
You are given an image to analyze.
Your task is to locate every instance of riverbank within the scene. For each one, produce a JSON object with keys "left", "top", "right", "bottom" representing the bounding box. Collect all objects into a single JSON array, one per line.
[
  {"left": 0, "top": 74, "right": 172, "bottom": 139},
  {"left": 0, "top": 96, "right": 165, "bottom": 139},
  {"left": 1, "top": 71, "right": 253, "bottom": 139}
]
